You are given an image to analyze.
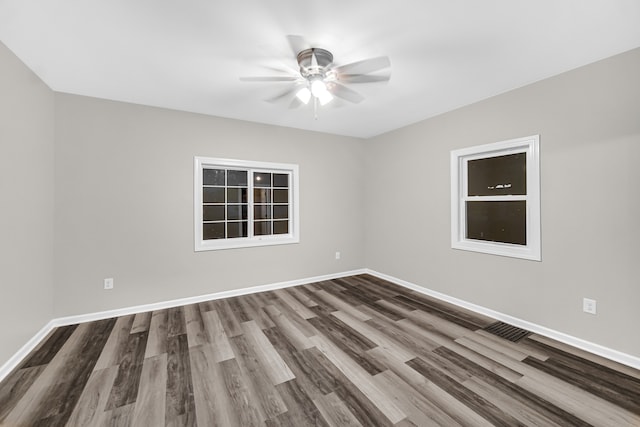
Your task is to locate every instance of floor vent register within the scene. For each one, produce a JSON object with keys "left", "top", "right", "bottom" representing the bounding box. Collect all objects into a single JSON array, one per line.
[{"left": 483, "top": 321, "right": 532, "bottom": 342}]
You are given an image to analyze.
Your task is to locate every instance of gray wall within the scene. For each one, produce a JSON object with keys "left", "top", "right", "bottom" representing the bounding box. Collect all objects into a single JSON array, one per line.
[
  {"left": 365, "top": 48, "right": 640, "bottom": 357},
  {"left": 53, "top": 94, "right": 365, "bottom": 317},
  {"left": 0, "top": 42, "right": 55, "bottom": 365}
]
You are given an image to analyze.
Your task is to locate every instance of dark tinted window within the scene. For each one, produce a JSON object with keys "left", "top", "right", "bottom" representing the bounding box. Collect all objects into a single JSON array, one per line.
[
  {"left": 468, "top": 153, "right": 526, "bottom": 196},
  {"left": 203, "top": 169, "right": 225, "bottom": 186},
  {"left": 227, "top": 170, "right": 247, "bottom": 186},
  {"left": 466, "top": 201, "right": 526, "bottom": 245}
]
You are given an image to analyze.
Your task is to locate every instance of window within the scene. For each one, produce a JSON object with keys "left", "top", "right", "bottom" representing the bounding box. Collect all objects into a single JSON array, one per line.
[
  {"left": 450, "top": 135, "right": 540, "bottom": 261},
  {"left": 194, "top": 157, "right": 299, "bottom": 251}
]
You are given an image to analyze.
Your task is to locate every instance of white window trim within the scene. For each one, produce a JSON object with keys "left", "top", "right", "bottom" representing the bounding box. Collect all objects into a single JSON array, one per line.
[
  {"left": 450, "top": 135, "right": 541, "bottom": 261},
  {"left": 194, "top": 156, "right": 300, "bottom": 251}
]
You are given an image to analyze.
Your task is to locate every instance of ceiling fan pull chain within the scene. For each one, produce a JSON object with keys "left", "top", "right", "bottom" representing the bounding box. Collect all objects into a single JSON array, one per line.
[{"left": 314, "top": 96, "right": 318, "bottom": 120}]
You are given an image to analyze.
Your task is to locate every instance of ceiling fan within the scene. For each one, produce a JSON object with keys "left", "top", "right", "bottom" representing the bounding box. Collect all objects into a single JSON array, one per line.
[{"left": 241, "top": 35, "right": 391, "bottom": 113}]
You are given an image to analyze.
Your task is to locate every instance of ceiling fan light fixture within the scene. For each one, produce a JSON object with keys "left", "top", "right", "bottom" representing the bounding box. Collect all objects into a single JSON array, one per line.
[
  {"left": 298, "top": 79, "right": 333, "bottom": 106},
  {"left": 296, "top": 87, "right": 311, "bottom": 104},
  {"left": 310, "top": 79, "right": 328, "bottom": 97},
  {"left": 310, "top": 78, "right": 332, "bottom": 105},
  {"left": 317, "top": 90, "right": 333, "bottom": 106}
]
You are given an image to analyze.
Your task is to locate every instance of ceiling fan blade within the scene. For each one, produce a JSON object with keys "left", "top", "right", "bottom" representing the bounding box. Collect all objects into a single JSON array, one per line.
[
  {"left": 328, "top": 82, "right": 364, "bottom": 104},
  {"left": 334, "top": 56, "right": 391, "bottom": 75},
  {"left": 337, "top": 74, "right": 391, "bottom": 84},
  {"left": 265, "top": 85, "right": 300, "bottom": 104},
  {"left": 286, "top": 35, "right": 309, "bottom": 56},
  {"left": 288, "top": 97, "right": 304, "bottom": 109},
  {"left": 260, "top": 64, "right": 299, "bottom": 74},
  {"left": 240, "top": 76, "right": 299, "bottom": 82}
]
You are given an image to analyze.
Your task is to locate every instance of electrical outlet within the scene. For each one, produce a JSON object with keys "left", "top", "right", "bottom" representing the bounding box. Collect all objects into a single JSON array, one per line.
[
  {"left": 583, "top": 298, "right": 596, "bottom": 315},
  {"left": 104, "top": 278, "right": 114, "bottom": 290},
  {"left": 335, "top": 251, "right": 341, "bottom": 260}
]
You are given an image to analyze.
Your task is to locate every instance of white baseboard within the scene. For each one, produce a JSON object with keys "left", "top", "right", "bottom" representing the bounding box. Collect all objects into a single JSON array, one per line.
[
  {"left": 2, "top": 267, "right": 639, "bottom": 383},
  {"left": 53, "top": 269, "right": 367, "bottom": 327},
  {"left": 0, "top": 269, "right": 366, "bottom": 382},
  {"left": 0, "top": 320, "right": 57, "bottom": 383},
  {"left": 366, "top": 269, "right": 640, "bottom": 371}
]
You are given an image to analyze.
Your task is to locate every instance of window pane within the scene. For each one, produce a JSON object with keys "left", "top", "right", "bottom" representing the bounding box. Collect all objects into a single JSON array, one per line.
[
  {"left": 227, "top": 221, "right": 248, "bottom": 238},
  {"left": 466, "top": 201, "right": 526, "bottom": 245},
  {"left": 254, "top": 205, "right": 272, "bottom": 220},
  {"left": 254, "top": 221, "right": 272, "bottom": 236},
  {"left": 203, "top": 205, "right": 225, "bottom": 221},
  {"left": 273, "top": 173, "right": 289, "bottom": 188},
  {"left": 203, "top": 187, "right": 225, "bottom": 203},
  {"left": 273, "top": 220, "right": 288, "bottom": 234},
  {"left": 203, "top": 169, "right": 225, "bottom": 186},
  {"left": 227, "top": 188, "right": 247, "bottom": 203},
  {"left": 254, "top": 188, "right": 271, "bottom": 203},
  {"left": 273, "top": 205, "right": 288, "bottom": 219},
  {"left": 468, "top": 153, "right": 526, "bottom": 196},
  {"left": 227, "top": 170, "right": 247, "bottom": 186},
  {"left": 203, "top": 223, "right": 225, "bottom": 240},
  {"left": 254, "top": 172, "right": 271, "bottom": 188},
  {"left": 273, "top": 189, "right": 288, "bottom": 203},
  {"left": 227, "top": 205, "right": 248, "bottom": 220}
]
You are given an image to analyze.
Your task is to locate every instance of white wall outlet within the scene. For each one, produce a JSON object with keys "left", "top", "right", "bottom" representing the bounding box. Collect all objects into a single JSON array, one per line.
[
  {"left": 104, "top": 278, "right": 114, "bottom": 290},
  {"left": 335, "top": 251, "right": 341, "bottom": 260},
  {"left": 583, "top": 298, "right": 596, "bottom": 315}
]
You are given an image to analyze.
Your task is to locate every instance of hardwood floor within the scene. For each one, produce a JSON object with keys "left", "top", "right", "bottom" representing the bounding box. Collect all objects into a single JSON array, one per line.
[{"left": 1, "top": 274, "right": 639, "bottom": 426}]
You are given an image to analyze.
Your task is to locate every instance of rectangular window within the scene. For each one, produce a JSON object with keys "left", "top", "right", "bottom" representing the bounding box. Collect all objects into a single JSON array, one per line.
[
  {"left": 450, "top": 135, "right": 540, "bottom": 261},
  {"left": 194, "top": 157, "right": 299, "bottom": 251}
]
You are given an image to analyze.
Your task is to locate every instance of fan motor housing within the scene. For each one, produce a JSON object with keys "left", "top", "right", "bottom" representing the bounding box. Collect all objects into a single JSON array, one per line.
[{"left": 297, "top": 48, "right": 333, "bottom": 78}]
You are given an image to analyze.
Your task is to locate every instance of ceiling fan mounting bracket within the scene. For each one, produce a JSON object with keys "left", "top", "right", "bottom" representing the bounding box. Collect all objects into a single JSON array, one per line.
[{"left": 296, "top": 48, "right": 334, "bottom": 79}]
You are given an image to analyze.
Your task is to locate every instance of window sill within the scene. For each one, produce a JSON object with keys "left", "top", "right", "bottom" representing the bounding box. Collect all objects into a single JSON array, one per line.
[
  {"left": 195, "top": 235, "right": 300, "bottom": 252},
  {"left": 452, "top": 239, "right": 541, "bottom": 261}
]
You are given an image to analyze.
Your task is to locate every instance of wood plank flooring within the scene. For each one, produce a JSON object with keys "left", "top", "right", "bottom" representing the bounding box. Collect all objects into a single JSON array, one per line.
[{"left": 1, "top": 274, "right": 639, "bottom": 426}]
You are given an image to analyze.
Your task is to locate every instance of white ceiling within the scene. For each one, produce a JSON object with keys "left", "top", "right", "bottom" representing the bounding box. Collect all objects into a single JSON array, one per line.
[{"left": 1, "top": 1, "right": 639, "bottom": 138}]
